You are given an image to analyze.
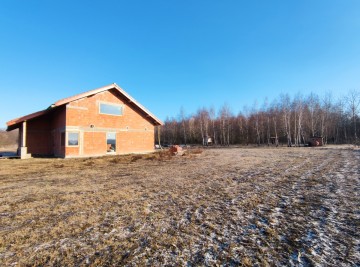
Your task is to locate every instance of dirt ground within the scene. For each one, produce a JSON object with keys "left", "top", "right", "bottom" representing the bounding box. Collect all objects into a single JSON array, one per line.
[{"left": 0, "top": 146, "right": 359, "bottom": 266}]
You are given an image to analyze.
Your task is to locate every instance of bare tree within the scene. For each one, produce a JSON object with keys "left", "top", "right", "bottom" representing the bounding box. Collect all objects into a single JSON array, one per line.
[
  {"left": 155, "top": 126, "right": 162, "bottom": 147},
  {"left": 269, "top": 101, "right": 280, "bottom": 147},
  {"left": 209, "top": 107, "right": 217, "bottom": 145},
  {"left": 293, "top": 94, "right": 305, "bottom": 146},
  {"left": 188, "top": 117, "right": 196, "bottom": 143},
  {"left": 219, "top": 104, "right": 232, "bottom": 146},
  {"left": 318, "top": 93, "right": 332, "bottom": 145},
  {"left": 281, "top": 94, "right": 292, "bottom": 147},
  {"left": 198, "top": 108, "right": 210, "bottom": 145},
  {"left": 179, "top": 107, "right": 187, "bottom": 145},
  {"left": 306, "top": 93, "right": 320, "bottom": 137},
  {"left": 250, "top": 101, "right": 262, "bottom": 145},
  {"left": 336, "top": 98, "right": 348, "bottom": 143},
  {"left": 261, "top": 98, "right": 271, "bottom": 146},
  {"left": 346, "top": 90, "right": 360, "bottom": 144},
  {"left": 160, "top": 90, "right": 358, "bottom": 146}
]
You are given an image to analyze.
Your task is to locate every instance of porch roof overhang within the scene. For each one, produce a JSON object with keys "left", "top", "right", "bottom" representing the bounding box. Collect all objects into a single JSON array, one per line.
[
  {"left": 6, "top": 109, "right": 51, "bottom": 131},
  {"left": 6, "top": 83, "right": 164, "bottom": 131}
]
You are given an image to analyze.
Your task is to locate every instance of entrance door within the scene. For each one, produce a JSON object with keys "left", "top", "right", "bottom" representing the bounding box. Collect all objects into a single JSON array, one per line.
[{"left": 106, "top": 132, "right": 116, "bottom": 153}]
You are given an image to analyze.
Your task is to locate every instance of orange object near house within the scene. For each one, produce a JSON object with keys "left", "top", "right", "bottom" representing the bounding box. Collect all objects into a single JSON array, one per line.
[
  {"left": 309, "top": 136, "right": 323, "bottom": 147},
  {"left": 169, "top": 145, "right": 183, "bottom": 155}
]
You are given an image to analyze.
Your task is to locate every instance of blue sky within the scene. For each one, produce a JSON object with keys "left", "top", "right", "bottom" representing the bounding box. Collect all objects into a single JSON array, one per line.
[{"left": 1, "top": 0, "right": 360, "bottom": 127}]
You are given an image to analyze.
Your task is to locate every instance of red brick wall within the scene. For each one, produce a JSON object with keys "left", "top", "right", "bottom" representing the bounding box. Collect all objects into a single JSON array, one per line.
[
  {"left": 83, "top": 132, "right": 106, "bottom": 155},
  {"left": 66, "top": 89, "right": 153, "bottom": 129},
  {"left": 26, "top": 118, "right": 51, "bottom": 155},
  {"left": 117, "top": 131, "right": 154, "bottom": 154},
  {"left": 64, "top": 89, "right": 155, "bottom": 157},
  {"left": 52, "top": 107, "right": 66, "bottom": 157},
  {"left": 26, "top": 107, "right": 66, "bottom": 156},
  {"left": 26, "top": 113, "right": 53, "bottom": 155}
]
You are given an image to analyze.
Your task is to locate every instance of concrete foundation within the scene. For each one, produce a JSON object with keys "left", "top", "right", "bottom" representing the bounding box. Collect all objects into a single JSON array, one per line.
[{"left": 19, "top": 146, "right": 32, "bottom": 159}]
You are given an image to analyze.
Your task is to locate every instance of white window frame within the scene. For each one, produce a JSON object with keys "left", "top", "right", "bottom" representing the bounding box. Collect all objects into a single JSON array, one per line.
[
  {"left": 67, "top": 131, "right": 80, "bottom": 147},
  {"left": 99, "top": 102, "right": 124, "bottom": 116},
  {"left": 106, "top": 132, "right": 117, "bottom": 153}
]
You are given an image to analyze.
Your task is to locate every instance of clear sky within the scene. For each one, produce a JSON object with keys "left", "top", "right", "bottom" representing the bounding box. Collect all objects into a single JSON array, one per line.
[{"left": 1, "top": 0, "right": 360, "bottom": 128}]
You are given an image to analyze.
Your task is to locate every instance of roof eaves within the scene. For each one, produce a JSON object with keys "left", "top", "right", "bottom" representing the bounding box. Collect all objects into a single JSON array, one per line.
[
  {"left": 6, "top": 109, "right": 51, "bottom": 130},
  {"left": 113, "top": 83, "right": 164, "bottom": 126}
]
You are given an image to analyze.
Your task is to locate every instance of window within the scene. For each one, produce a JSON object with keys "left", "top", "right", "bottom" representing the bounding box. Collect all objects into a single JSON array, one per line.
[
  {"left": 99, "top": 103, "right": 123, "bottom": 116},
  {"left": 68, "top": 132, "right": 79, "bottom": 146},
  {"left": 107, "top": 132, "right": 116, "bottom": 152}
]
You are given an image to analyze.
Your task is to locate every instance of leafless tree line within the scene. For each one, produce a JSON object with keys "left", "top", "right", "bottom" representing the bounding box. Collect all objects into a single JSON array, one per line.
[{"left": 157, "top": 90, "right": 360, "bottom": 146}]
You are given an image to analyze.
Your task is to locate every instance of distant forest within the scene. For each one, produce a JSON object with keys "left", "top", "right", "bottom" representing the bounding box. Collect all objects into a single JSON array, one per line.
[{"left": 157, "top": 90, "right": 360, "bottom": 146}]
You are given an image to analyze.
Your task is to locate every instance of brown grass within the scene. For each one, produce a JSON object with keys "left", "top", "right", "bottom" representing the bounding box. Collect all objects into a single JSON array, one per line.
[{"left": 0, "top": 146, "right": 358, "bottom": 266}]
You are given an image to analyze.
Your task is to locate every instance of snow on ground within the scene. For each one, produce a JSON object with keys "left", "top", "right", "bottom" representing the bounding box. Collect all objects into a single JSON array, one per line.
[{"left": 0, "top": 146, "right": 359, "bottom": 266}]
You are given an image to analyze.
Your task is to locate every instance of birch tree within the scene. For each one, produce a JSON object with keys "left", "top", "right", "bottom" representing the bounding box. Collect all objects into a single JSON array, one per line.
[
  {"left": 281, "top": 94, "right": 292, "bottom": 147},
  {"left": 179, "top": 107, "right": 187, "bottom": 145},
  {"left": 346, "top": 90, "right": 360, "bottom": 144}
]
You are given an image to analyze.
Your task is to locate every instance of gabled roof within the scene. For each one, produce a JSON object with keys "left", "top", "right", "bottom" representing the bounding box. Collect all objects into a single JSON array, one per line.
[{"left": 7, "top": 83, "right": 163, "bottom": 130}]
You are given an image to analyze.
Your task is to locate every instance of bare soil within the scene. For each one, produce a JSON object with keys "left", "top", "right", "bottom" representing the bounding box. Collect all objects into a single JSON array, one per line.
[{"left": 0, "top": 146, "right": 359, "bottom": 266}]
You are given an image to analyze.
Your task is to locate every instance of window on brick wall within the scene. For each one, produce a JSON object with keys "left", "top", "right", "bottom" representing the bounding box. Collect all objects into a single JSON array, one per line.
[
  {"left": 99, "top": 103, "right": 123, "bottom": 116},
  {"left": 68, "top": 132, "right": 79, "bottom": 146},
  {"left": 107, "top": 132, "right": 116, "bottom": 152}
]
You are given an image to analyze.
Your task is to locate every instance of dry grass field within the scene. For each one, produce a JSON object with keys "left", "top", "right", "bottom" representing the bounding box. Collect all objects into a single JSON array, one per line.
[{"left": 0, "top": 146, "right": 359, "bottom": 266}]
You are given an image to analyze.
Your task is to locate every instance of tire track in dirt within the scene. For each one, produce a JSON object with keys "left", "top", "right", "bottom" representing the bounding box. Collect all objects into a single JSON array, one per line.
[
  {"left": 169, "top": 149, "right": 360, "bottom": 266},
  {"left": 253, "top": 149, "right": 360, "bottom": 266}
]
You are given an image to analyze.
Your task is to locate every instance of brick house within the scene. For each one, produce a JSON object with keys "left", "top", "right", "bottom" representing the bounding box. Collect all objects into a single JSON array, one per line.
[{"left": 6, "top": 83, "right": 163, "bottom": 158}]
